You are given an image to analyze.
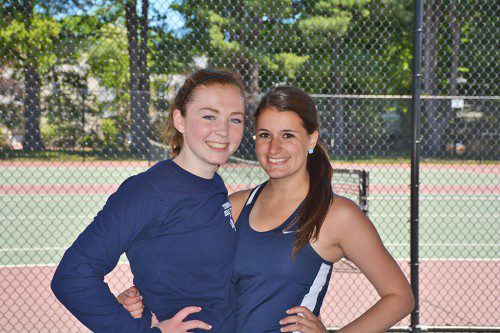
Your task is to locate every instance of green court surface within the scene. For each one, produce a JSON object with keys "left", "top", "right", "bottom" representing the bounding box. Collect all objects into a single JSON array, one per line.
[{"left": 1, "top": 162, "right": 499, "bottom": 266}]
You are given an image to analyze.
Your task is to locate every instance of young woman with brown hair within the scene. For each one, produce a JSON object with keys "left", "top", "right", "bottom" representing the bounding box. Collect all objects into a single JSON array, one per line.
[{"left": 230, "top": 86, "right": 414, "bottom": 332}]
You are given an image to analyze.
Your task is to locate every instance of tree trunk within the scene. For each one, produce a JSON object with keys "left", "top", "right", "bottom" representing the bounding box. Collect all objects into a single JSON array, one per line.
[
  {"left": 233, "top": 1, "right": 260, "bottom": 159},
  {"left": 125, "top": 0, "right": 150, "bottom": 157},
  {"left": 449, "top": 0, "right": 462, "bottom": 96},
  {"left": 422, "top": 0, "right": 443, "bottom": 156},
  {"left": 245, "top": 60, "right": 260, "bottom": 159},
  {"left": 23, "top": 0, "right": 44, "bottom": 151},
  {"left": 232, "top": 56, "right": 260, "bottom": 160}
]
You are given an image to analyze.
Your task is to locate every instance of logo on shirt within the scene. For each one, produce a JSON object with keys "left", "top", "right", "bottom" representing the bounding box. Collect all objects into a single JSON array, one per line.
[{"left": 222, "top": 201, "right": 236, "bottom": 231}]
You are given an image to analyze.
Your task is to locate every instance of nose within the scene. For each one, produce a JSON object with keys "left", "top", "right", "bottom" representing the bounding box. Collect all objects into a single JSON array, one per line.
[
  {"left": 215, "top": 119, "right": 229, "bottom": 137},
  {"left": 269, "top": 137, "right": 281, "bottom": 154}
]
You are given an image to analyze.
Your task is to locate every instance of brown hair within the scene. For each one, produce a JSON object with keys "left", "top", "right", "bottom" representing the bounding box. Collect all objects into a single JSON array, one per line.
[
  {"left": 254, "top": 86, "right": 334, "bottom": 256},
  {"left": 164, "top": 68, "right": 246, "bottom": 157}
]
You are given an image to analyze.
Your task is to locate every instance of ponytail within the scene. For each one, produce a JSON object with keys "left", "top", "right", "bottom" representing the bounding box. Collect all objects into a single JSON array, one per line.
[{"left": 291, "top": 142, "right": 333, "bottom": 256}]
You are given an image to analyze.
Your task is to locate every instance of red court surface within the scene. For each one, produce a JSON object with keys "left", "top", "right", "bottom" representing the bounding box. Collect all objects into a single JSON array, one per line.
[{"left": 1, "top": 260, "right": 498, "bottom": 332}]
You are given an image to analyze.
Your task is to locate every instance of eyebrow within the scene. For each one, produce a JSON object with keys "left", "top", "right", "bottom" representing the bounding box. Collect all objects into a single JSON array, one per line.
[
  {"left": 256, "top": 129, "right": 299, "bottom": 133},
  {"left": 199, "top": 107, "right": 244, "bottom": 115},
  {"left": 199, "top": 107, "right": 220, "bottom": 113}
]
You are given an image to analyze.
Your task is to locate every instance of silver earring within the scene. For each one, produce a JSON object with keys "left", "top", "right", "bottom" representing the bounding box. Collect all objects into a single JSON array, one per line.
[{"left": 308, "top": 148, "right": 314, "bottom": 154}]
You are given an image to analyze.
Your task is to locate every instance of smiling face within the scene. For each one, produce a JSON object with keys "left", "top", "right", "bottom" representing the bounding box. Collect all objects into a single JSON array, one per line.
[
  {"left": 255, "top": 107, "right": 317, "bottom": 180},
  {"left": 174, "top": 84, "right": 245, "bottom": 174}
]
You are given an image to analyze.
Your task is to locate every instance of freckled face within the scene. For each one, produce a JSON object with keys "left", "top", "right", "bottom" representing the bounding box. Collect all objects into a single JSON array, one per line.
[
  {"left": 176, "top": 85, "right": 245, "bottom": 169},
  {"left": 255, "top": 108, "right": 316, "bottom": 180}
]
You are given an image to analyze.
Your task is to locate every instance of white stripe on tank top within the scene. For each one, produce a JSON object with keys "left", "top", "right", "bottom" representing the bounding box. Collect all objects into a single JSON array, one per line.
[
  {"left": 245, "top": 184, "right": 263, "bottom": 205},
  {"left": 292, "top": 263, "right": 331, "bottom": 333},
  {"left": 299, "top": 262, "right": 331, "bottom": 311}
]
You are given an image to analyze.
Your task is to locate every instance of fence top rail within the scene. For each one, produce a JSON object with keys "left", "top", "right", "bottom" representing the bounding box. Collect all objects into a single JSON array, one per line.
[{"left": 310, "top": 94, "right": 500, "bottom": 100}]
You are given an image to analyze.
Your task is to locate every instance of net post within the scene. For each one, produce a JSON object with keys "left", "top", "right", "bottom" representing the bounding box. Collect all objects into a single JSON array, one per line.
[
  {"left": 410, "top": 0, "right": 425, "bottom": 332},
  {"left": 360, "top": 170, "right": 369, "bottom": 216}
]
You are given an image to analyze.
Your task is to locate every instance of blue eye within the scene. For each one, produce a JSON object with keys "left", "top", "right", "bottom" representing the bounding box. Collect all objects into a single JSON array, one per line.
[
  {"left": 231, "top": 118, "right": 242, "bottom": 124},
  {"left": 203, "top": 115, "right": 215, "bottom": 120}
]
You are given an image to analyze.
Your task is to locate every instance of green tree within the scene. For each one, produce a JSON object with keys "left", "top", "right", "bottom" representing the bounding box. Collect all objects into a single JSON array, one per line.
[
  {"left": 295, "top": 0, "right": 371, "bottom": 155},
  {"left": 0, "top": 0, "right": 97, "bottom": 151},
  {"left": 121, "top": 0, "right": 151, "bottom": 156},
  {"left": 87, "top": 22, "right": 130, "bottom": 124},
  {"left": 44, "top": 11, "right": 111, "bottom": 149},
  {"left": 172, "top": 1, "right": 413, "bottom": 157},
  {"left": 0, "top": 1, "right": 59, "bottom": 150},
  {"left": 173, "top": 0, "right": 311, "bottom": 157},
  {"left": 296, "top": 1, "right": 414, "bottom": 156},
  {"left": 421, "top": 0, "right": 497, "bottom": 155}
]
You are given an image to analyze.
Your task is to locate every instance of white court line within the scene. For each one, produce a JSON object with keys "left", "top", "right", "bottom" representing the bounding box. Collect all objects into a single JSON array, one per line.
[
  {"left": 2, "top": 243, "right": 497, "bottom": 253},
  {"left": 2, "top": 263, "right": 59, "bottom": 267},
  {"left": 371, "top": 213, "right": 499, "bottom": 217},
  {"left": 387, "top": 243, "right": 499, "bottom": 247},
  {"left": 0, "top": 214, "right": 91, "bottom": 220},
  {"left": 394, "top": 257, "right": 500, "bottom": 262},
  {"left": 3, "top": 258, "right": 498, "bottom": 269},
  {"left": 371, "top": 195, "right": 499, "bottom": 200},
  {"left": 0, "top": 262, "right": 130, "bottom": 268},
  {"left": 3, "top": 213, "right": 497, "bottom": 221},
  {"left": 4, "top": 195, "right": 107, "bottom": 202},
  {"left": 0, "top": 246, "right": 68, "bottom": 252}
]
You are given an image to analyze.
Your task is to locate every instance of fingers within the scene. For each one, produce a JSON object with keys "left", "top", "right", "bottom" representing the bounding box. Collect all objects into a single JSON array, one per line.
[
  {"left": 118, "top": 286, "right": 143, "bottom": 319},
  {"left": 117, "top": 286, "right": 141, "bottom": 304},
  {"left": 182, "top": 319, "right": 212, "bottom": 331},
  {"left": 123, "top": 298, "right": 144, "bottom": 318},
  {"left": 286, "top": 306, "right": 314, "bottom": 319},
  {"left": 280, "top": 315, "right": 314, "bottom": 332},
  {"left": 124, "top": 299, "right": 143, "bottom": 312},
  {"left": 122, "top": 294, "right": 143, "bottom": 306},
  {"left": 129, "top": 306, "right": 144, "bottom": 318},
  {"left": 124, "top": 285, "right": 139, "bottom": 297},
  {"left": 281, "top": 307, "right": 327, "bottom": 333},
  {"left": 173, "top": 306, "right": 203, "bottom": 321},
  {"left": 280, "top": 322, "right": 309, "bottom": 332},
  {"left": 125, "top": 286, "right": 140, "bottom": 298}
]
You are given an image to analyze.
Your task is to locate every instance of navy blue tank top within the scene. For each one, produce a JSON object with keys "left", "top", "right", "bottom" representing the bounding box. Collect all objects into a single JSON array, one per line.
[{"left": 233, "top": 183, "right": 333, "bottom": 332}]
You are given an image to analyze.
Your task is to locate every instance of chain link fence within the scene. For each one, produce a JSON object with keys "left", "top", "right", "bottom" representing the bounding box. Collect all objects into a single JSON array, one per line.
[{"left": 0, "top": 0, "right": 498, "bottom": 331}]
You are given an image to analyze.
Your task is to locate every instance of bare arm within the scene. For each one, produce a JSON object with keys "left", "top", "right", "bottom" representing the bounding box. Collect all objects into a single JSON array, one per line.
[{"left": 332, "top": 197, "right": 415, "bottom": 332}]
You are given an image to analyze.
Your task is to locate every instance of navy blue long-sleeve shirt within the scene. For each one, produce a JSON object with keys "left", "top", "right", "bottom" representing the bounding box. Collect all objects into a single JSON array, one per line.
[{"left": 51, "top": 160, "right": 238, "bottom": 332}]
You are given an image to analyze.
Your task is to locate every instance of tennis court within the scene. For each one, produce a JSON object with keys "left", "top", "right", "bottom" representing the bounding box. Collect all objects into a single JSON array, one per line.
[{"left": 1, "top": 160, "right": 498, "bottom": 331}]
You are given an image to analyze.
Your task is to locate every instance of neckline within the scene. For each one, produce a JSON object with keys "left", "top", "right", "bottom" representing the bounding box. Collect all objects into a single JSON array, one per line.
[
  {"left": 247, "top": 181, "right": 305, "bottom": 234},
  {"left": 167, "top": 159, "right": 216, "bottom": 189}
]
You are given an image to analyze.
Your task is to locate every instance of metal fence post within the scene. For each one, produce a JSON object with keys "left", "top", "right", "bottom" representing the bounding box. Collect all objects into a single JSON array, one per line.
[{"left": 411, "top": 0, "right": 425, "bottom": 332}]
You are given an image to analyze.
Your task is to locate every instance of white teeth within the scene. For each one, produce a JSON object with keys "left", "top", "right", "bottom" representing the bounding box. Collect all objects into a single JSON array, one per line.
[
  {"left": 268, "top": 157, "right": 288, "bottom": 163},
  {"left": 207, "top": 141, "right": 228, "bottom": 149}
]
